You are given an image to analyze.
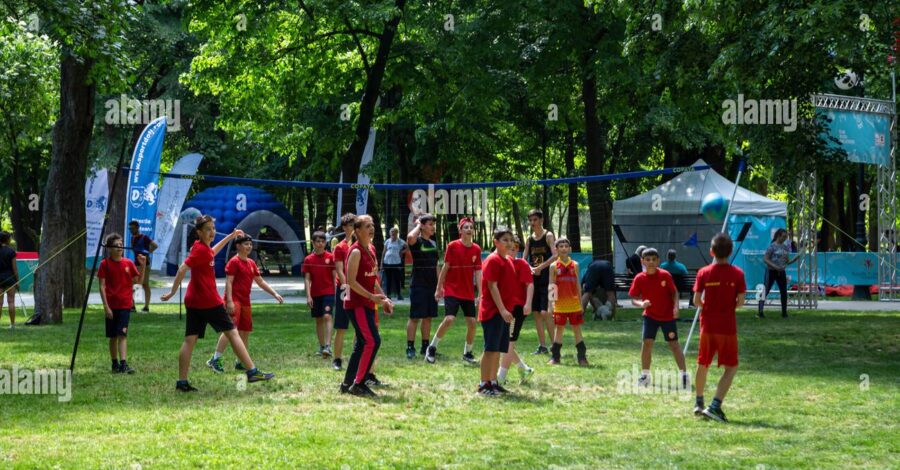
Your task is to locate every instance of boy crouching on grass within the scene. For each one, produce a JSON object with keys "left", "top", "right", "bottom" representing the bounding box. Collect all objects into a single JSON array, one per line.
[
  {"left": 693, "top": 233, "right": 745, "bottom": 423},
  {"left": 98, "top": 233, "right": 145, "bottom": 374}
]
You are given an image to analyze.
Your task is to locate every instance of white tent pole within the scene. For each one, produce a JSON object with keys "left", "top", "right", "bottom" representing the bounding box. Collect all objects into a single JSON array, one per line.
[{"left": 684, "top": 157, "right": 747, "bottom": 356}]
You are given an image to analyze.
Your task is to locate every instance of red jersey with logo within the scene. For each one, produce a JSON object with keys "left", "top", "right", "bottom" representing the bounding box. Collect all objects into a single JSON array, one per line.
[
  {"left": 333, "top": 239, "right": 350, "bottom": 289},
  {"left": 479, "top": 252, "right": 518, "bottom": 321},
  {"left": 225, "top": 255, "right": 261, "bottom": 305},
  {"left": 344, "top": 242, "right": 378, "bottom": 310},
  {"left": 184, "top": 241, "right": 223, "bottom": 309},
  {"left": 443, "top": 239, "right": 482, "bottom": 300},
  {"left": 628, "top": 268, "right": 677, "bottom": 321},
  {"left": 694, "top": 263, "right": 746, "bottom": 334},
  {"left": 98, "top": 257, "right": 140, "bottom": 309},
  {"left": 553, "top": 259, "right": 582, "bottom": 314},
  {"left": 302, "top": 251, "right": 336, "bottom": 297},
  {"left": 511, "top": 257, "right": 534, "bottom": 307}
]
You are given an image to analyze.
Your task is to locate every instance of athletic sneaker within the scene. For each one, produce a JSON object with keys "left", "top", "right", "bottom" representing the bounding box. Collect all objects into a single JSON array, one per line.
[
  {"left": 175, "top": 381, "right": 198, "bottom": 392},
  {"left": 235, "top": 361, "right": 247, "bottom": 371},
  {"left": 476, "top": 383, "right": 497, "bottom": 397},
  {"left": 693, "top": 405, "right": 704, "bottom": 416},
  {"left": 578, "top": 357, "right": 589, "bottom": 366},
  {"left": 246, "top": 368, "right": 275, "bottom": 383},
  {"left": 702, "top": 406, "right": 728, "bottom": 423},
  {"left": 406, "top": 346, "right": 415, "bottom": 359},
  {"left": 111, "top": 363, "right": 121, "bottom": 374},
  {"left": 315, "top": 347, "right": 323, "bottom": 356},
  {"left": 119, "top": 362, "right": 135, "bottom": 374},
  {"left": 141, "top": 306, "right": 149, "bottom": 313},
  {"left": 364, "top": 373, "right": 385, "bottom": 387},
  {"left": 206, "top": 356, "right": 225, "bottom": 374},
  {"left": 532, "top": 345, "right": 549, "bottom": 355},
  {"left": 425, "top": 346, "right": 437, "bottom": 364},
  {"left": 322, "top": 346, "right": 333, "bottom": 358},
  {"left": 332, "top": 358, "right": 342, "bottom": 371},
  {"left": 547, "top": 358, "right": 560, "bottom": 365},
  {"left": 348, "top": 382, "right": 377, "bottom": 398},
  {"left": 462, "top": 352, "right": 478, "bottom": 364},
  {"left": 420, "top": 344, "right": 428, "bottom": 356},
  {"left": 518, "top": 366, "right": 535, "bottom": 384},
  {"left": 339, "top": 383, "right": 350, "bottom": 394},
  {"left": 493, "top": 383, "right": 510, "bottom": 394},
  {"left": 636, "top": 374, "right": 651, "bottom": 388}
]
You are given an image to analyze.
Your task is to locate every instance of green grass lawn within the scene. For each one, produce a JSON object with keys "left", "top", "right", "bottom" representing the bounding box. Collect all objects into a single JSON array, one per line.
[{"left": 0, "top": 304, "right": 897, "bottom": 468}]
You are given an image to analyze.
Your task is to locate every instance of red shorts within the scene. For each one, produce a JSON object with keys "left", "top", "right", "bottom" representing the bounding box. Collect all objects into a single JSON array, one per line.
[
  {"left": 230, "top": 302, "right": 253, "bottom": 332},
  {"left": 553, "top": 311, "right": 584, "bottom": 326},
  {"left": 697, "top": 333, "right": 738, "bottom": 367}
]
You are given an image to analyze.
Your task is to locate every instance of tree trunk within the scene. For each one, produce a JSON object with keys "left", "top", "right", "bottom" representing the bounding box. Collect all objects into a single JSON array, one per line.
[
  {"left": 315, "top": 188, "right": 330, "bottom": 230},
  {"left": 9, "top": 148, "right": 42, "bottom": 252},
  {"left": 836, "top": 177, "right": 851, "bottom": 251},
  {"left": 583, "top": 72, "right": 612, "bottom": 261},
  {"left": 564, "top": 131, "right": 581, "bottom": 251},
  {"left": 339, "top": 0, "right": 406, "bottom": 215},
  {"left": 512, "top": 201, "right": 524, "bottom": 246},
  {"left": 35, "top": 54, "right": 96, "bottom": 322}
]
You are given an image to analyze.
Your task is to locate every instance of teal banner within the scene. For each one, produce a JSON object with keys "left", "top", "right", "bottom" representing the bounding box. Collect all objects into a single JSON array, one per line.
[{"left": 820, "top": 109, "right": 891, "bottom": 165}]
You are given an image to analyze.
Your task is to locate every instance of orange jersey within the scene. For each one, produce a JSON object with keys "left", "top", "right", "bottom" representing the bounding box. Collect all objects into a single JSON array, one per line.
[{"left": 553, "top": 259, "right": 581, "bottom": 314}]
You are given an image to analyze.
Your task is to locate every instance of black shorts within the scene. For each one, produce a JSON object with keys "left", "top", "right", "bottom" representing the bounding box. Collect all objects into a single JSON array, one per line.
[
  {"left": 0, "top": 275, "right": 16, "bottom": 290},
  {"left": 481, "top": 313, "right": 510, "bottom": 353},
  {"left": 531, "top": 281, "right": 549, "bottom": 312},
  {"left": 185, "top": 304, "right": 234, "bottom": 339},
  {"left": 333, "top": 291, "right": 350, "bottom": 330},
  {"left": 105, "top": 308, "right": 131, "bottom": 338},
  {"left": 444, "top": 296, "right": 476, "bottom": 318},
  {"left": 410, "top": 286, "right": 438, "bottom": 319},
  {"left": 509, "top": 306, "right": 526, "bottom": 342},
  {"left": 312, "top": 295, "right": 334, "bottom": 318},
  {"left": 642, "top": 316, "right": 678, "bottom": 342}
]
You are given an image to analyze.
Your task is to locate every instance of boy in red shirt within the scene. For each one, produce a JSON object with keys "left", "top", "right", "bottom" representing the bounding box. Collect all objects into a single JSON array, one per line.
[
  {"left": 207, "top": 235, "right": 284, "bottom": 373},
  {"left": 628, "top": 247, "right": 688, "bottom": 389},
  {"left": 693, "top": 233, "right": 746, "bottom": 423},
  {"left": 98, "top": 233, "right": 145, "bottom": 374},
  {"left": 303, "top": 231, "right": 337, "bottom": 358},
  {"left": 330, "top": 213, "right": 357, "bottom": 371},
  {"left": 477, "top": 227, "right": 517, "bottom": 397},
  {"left": 427, "top": 218, "right": 482, "bottom": 364},
  {"left": 161, "top": 215, "right": 274, "bottom": 392},
  {"left": 498, "top": 237, "right": 535, "bottom": 385}
]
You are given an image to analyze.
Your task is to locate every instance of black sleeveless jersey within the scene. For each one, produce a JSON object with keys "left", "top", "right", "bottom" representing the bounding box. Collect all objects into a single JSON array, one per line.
[{"left": 527, "top": 232, "right": 551, "bottom": 285}]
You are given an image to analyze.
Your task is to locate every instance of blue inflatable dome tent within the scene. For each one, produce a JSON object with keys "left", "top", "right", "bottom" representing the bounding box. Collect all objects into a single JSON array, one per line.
[{"left": 164, "top": 186, "right": 306, "bottom": 277}]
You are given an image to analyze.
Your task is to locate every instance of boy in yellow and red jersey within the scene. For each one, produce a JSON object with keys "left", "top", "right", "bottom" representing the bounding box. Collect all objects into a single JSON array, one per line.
[{"left": 547, "top": 237, "right": 587, "bottom": 366}]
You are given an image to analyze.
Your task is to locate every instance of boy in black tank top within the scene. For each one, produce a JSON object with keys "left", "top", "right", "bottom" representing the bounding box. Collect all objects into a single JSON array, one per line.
[{"left": 523, "top": 209, "right": 556, "bottom": 355}]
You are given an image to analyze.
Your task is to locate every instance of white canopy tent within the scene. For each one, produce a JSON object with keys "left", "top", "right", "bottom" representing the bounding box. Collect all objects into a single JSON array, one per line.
[{"left": 612, "top": 159, "right": 787, "bottom": 286}]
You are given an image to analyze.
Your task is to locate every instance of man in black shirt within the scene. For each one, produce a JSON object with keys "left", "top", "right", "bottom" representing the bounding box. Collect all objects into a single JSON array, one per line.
[
  {"left": 406, "top": 214, "right": 440, "bottom": 359},
  {"left": 523, "top": 209, "right": 557, "bottom": 355}
]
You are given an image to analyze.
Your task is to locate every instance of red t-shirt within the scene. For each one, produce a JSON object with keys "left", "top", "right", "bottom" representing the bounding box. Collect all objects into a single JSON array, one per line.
[
  {"left": 225, "top": 255, "right": 260, "bottom": 305},
  {"left": 333, "top": 239, "right": 350, "bottom": 289},
  {"left": 344, "top": 242, "right": 378, "bottom": 310},
  {"left": 510, "top": 257, "right": 534, "bottom": 308},
  {"left": 694, "top": 263, "right": 746, "bottom": 335},
  {"left": 628, "top": 269, "right": 677, "bottom": 321},
  {"left": 98, "top": 257, "right": 139, "bottom": 310},
  {"left": 184, "top": 241, "right": 223, "bottom": 309},
  {"left": 478, "top": 252, "right": 518, "bottom": 321},
  {"left": 302, "top": 251, "right": 336, "bottom": 298},
  {"left": 443, "top": 240, "right": 482, "bottom": 300}
]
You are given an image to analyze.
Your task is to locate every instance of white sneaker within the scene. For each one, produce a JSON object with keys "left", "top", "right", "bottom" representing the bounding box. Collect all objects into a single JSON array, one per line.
[
  {"left": 636, "top": 374, "right": 651, "bottom": 388},
  {"left": 518, "top": 366, "right": 535, "bottom": 384}
]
